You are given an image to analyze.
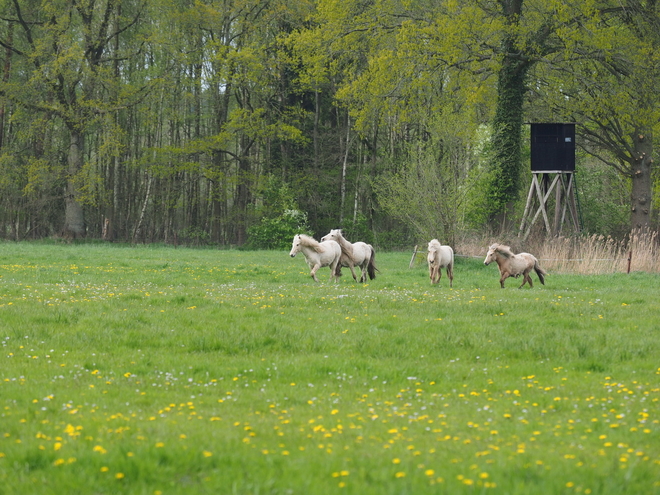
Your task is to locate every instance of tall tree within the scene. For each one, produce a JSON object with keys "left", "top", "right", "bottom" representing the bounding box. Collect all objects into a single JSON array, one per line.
[
  {"left": 532, "top": 0, "right": 660, "bottom": 229},
  {"left": 0, "top": 0, "right": 147, "bottom": 238}
]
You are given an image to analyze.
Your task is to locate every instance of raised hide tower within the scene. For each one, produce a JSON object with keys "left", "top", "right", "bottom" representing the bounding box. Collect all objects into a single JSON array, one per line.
[{"left": 519, "top": 123, "right": 581, "bottom": 239}]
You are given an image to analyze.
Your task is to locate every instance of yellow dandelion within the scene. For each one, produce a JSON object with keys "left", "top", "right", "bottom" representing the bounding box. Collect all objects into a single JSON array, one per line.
[
  {"left": 395, "top": 472, "right": 406, "bottom": 478},
  {"left": 116, "top": 472, "right": 125, "bottom": 480}
]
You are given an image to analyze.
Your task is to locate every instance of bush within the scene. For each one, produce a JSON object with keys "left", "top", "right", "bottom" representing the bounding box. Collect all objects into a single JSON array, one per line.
[
  {"left": 246, "top": 209, "right": 313, "bottom": 250},
  {"left": 245, "top": 175, "right": 313, "bottom": 249},
  {"left": 339, "top": 213, "right": 374, "bottom": 245}
]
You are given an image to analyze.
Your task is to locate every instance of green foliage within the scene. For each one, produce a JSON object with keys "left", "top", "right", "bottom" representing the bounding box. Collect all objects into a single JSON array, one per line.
[
  {"left": 372, "top": 116, "right": 479, "bottom": 245},
  {"left": 246, "top": 209, "right": 313, "bottom": 249},
  {"left": 246, "top": 175, "right": 313, "bottom": 249},
  {"left": 577, "top": 161, "right": 630, "bottom": 237},
  {"left": 340, "top": 213, "right": 374, "bottom": 245},
  {"left": 179, "top": 226, "right": 212, "bottom": 246},
  {"left": 1, "top": 0, "right": 659, "bottom": 244}
]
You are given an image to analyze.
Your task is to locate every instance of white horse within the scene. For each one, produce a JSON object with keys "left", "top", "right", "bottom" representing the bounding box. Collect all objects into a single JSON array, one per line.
[
  {"left": 320, "top": 229, "right": 378, "bottom": 283},
  {"left": 289, "top": 234, "right": 342, "bottom": 283},
  {"left": 484, "top": 243, "right": 546, "bottom": 288},
  {"left": 427, "top": 239, "right": 454, "bottom": 287}
]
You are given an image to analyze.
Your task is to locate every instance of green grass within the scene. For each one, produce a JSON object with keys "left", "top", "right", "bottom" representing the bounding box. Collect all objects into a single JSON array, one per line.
[{"left": 1, "top": 242, "right": 659, "bottom": 494}]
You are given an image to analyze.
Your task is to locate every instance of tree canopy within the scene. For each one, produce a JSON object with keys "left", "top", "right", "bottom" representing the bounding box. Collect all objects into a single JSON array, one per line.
[{"left": 0, "top": 0, "right": 657, "bottom": 245}]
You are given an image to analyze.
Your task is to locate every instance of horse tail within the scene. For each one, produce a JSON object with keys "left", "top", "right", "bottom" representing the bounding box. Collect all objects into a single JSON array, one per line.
[
  {"left": 367, "top": 246, "right": 378, "bottom": 280},
  {"left": 334, "top": 245, "right": 343, "bottom": 278},
  {"left": 534, "top": 258, "right": 547, "bottom": 285}
]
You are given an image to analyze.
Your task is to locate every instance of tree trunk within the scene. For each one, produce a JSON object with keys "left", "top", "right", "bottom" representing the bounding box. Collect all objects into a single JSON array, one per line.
[
  {"left": 133, "top": 173, "right": 152, "bottom": 243},
  {"left": 487, "top": 0, "right": 531, "bottom": 230},
  {"left": 314, "top": 88, "right": 320, "bottom": 171},
  {"left": 235, "top": 133, "right": 253, "bottom": 245},
  {"left": 0, "top": 23, "right": 12, "bottom": 149},
  {"left": 339, "top": 114, "right": 351, "bottom": 225},
  {"left": 63, "top": 129, "right": 86, "bottom": 238},
  {"left": 630, "top": 129, "right": 653, "bottom": 228}
]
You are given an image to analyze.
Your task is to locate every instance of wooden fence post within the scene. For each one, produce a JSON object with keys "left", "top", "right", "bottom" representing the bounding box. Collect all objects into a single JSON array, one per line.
[{"left": 409, "top": 245, "right": 419, "bottom": 269}]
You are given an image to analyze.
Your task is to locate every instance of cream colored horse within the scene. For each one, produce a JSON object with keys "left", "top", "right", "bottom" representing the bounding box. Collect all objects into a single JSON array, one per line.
[
  {"left": 427, "top": 239, "right": 454, "bottom": 287},
  {"left": 484, "top": 243, "right": 546, "bottom": 288},
  {"left": 321, "top": 229, "right": 378, "bottom": 283},
  {"left": 289, "top": 234, "right": 342, "bottom": 283}
]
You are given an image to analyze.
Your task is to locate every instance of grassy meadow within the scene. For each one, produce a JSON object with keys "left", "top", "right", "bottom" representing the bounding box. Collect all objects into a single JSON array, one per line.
[{"left": 0, "top": 242, "right": 659, "bottom": 494}]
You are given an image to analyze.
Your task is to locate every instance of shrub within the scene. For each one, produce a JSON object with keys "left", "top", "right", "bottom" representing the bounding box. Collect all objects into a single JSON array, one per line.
[{"left": 246, "top": 209, "right": 313, "bottom": 249}]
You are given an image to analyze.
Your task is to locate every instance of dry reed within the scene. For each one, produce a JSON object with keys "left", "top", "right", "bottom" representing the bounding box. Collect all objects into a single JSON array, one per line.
[{"left": 454, "top": 228, "right": 659, "bottom": 274}]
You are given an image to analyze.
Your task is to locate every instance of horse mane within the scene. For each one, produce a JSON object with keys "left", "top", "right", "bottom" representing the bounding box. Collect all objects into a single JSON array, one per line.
[
  {"left": 298, "top": 234, "right": 324, "bottom": 252},
  {"left": 491, "top": 243, "right": 515, "bottom": 259},
  {"left": 330, "top": 229, "right": 356, "bottom": 260},
  {"left": 428, "top": 239, "right": 441, "bottom": 251}
]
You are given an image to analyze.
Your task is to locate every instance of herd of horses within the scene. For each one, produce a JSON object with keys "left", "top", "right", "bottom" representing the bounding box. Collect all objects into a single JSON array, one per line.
[{"left": 289, "top": 231, "right": 547, "bottom": 289}]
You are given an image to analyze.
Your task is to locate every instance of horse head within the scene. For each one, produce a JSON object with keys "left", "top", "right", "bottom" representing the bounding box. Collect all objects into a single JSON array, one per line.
[
  {"left": 289, "top": 234, "right": 302, "bottom": 257},
  {"left": 321, "top": 229, "right": 342, "bottom": 243},
  {"left": 484, "top": 244, "right": 499, "bottom": 265},
  {"left": 427, "top": 239, "right": 439, "bottom": 261}
]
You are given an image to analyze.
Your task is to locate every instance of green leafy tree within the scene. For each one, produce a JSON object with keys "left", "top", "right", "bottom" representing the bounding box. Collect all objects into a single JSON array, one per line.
[
  {"left": 246, "top": 175, "right": 312, "bottom": 249},
  {"left": 0, "top": 0, "right": 150, "bottom": 238},
  {"left": 526, "top": 1, "right": 660, "bottom": 230}
]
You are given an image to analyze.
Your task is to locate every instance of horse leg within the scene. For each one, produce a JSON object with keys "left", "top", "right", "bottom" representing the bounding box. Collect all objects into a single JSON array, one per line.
[
  {"left": 447, "top": 264, "right": 453, "bottom": 288},
  {"left": 355, "top": 262, "right": 364, "bottom": 283},
  {"left": 310, "top": 263, "right": 320, "bottom": 282},
  {"left": 344, "top": 261, "right": 357, "bottom": 282},
  {"left": 518, "top": 270, "right": 532, "bottom": 288},
  {"left": 499, "top": 271, "right": 509, "bottom": 288},
  {"left": 330, "top": 260, "right": 340, "bottom": 283}
]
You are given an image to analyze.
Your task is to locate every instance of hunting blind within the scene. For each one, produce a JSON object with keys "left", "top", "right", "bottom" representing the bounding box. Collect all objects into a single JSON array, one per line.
[{"left": 519, "top": 123, "right": 581, "bottom": 239}]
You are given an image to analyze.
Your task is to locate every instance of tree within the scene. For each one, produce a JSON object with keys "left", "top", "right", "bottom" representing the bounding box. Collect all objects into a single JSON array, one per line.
[
  {"left": 532, "top": 0, "right": 660, "bottom": 229},
  {"left": 0, "top": 0, "right": 148, "bottom": 238}
]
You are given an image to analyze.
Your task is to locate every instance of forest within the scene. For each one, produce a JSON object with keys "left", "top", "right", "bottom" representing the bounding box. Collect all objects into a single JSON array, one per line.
[{"left": 0, "top": 0, "right": 658, "bottom": 248}]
